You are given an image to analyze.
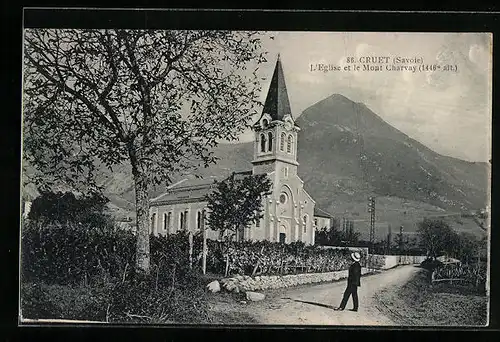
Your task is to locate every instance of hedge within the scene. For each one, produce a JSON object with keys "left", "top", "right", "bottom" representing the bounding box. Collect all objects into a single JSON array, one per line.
[
  {"left": 21, "top": 221, "right": 136, "bottom": 286},
  {"left": 202, "top": 240, "right": 364, "bottom": 276},
  {"left": 22, "top": 221, "right": 362, "bottom": 285},
  {"left": 21, "top": 221, "right": 202, "bottom": 286}
]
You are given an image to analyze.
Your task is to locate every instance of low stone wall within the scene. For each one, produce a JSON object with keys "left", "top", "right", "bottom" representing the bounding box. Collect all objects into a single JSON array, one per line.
[
  {"left": 372, "top": 254, "right": 427, "bottom": 270},
  {"left": 220, "top": 267, "right": 373, "bottom": 293}
]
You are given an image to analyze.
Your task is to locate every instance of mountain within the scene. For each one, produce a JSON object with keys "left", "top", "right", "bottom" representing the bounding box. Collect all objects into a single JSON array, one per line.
[
  {"left": 292, "top": 94, "right": 489, "bottom": 238},
  {"left": 23, "top": 94, "right": 489, "bottom": 239},
  {"left": 295, "top": 94, "right": 488, "bottom": 213}
]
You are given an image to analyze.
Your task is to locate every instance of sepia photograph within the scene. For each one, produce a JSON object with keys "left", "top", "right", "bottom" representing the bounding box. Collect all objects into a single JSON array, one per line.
[{"left": 19, "top": 15, "right": 492, "bottom": 327}]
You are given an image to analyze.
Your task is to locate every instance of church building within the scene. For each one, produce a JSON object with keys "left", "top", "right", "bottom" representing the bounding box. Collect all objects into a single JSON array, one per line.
[{"left": 149, "top": 56, "right": 332, "bottom": 245}]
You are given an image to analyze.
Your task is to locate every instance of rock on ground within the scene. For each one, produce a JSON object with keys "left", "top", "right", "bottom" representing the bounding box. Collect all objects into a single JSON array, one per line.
[
  {"left": 246, "top": 291, "right": 266, "bottom": 302},
  {"left": 207, "top": 280, "right": 221, "bottom": 293}
]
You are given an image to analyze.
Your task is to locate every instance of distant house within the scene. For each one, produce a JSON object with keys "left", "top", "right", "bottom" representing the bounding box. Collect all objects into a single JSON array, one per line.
[
  {"left": 149, "top": 56, "right": 331, "bottom": 245},
  {"left": 313, "top": 207, "right": 333, "bottom": 230}
]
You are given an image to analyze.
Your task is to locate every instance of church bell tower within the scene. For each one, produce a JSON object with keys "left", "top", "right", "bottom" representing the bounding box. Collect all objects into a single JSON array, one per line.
[{"left": 252, "top": 55, "right": 300, "bottom": 177}]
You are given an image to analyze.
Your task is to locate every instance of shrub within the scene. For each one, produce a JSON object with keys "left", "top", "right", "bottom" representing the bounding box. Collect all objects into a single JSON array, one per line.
[
  {"left": 107, "top": 270, "right": 211, "bottom": 324},
  {"left": 21, "top": 282, "right": 107, "bottom": 321},
  {"left": 420, "top": 258, "right": 443, "bottom": 271},
  {"left": 28, "top": 190, "right": 113, "bottom": 229},
  {"left": 20, "top": 224, "right": 214, "bottom": 323},
  {"left": 21, "top": 274, "right": 213, "bottom": 323},
  {"left": 433, "top": 262, "right": 487, "bottom": 292},
  {"left": 21, "top": 220, "right": 135, "bottom": 286},
  {"left": 202, "top": 239, "right": 360, "bottom": 276}
]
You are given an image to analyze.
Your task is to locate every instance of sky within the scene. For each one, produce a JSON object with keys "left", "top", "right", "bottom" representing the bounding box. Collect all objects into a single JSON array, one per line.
[{"left": 233, "top": 32, "right": 492, "bottom": 163}]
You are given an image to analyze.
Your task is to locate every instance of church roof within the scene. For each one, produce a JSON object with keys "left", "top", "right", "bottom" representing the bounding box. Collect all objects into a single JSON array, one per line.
[
  {"left": 150, "top": 178, "right": 216, "bottom": 204},
  {"left": 150, "top": 170, "right": 253, "bottom": 205},
  {"left": 314, "top": 207, "right": 334, "bottom": 218},
  {"left": 261, "top": 55, "right": 293, "bottom": 122},
  {"left": 151, "top": 185, "right": 214, "bottom": 204}
]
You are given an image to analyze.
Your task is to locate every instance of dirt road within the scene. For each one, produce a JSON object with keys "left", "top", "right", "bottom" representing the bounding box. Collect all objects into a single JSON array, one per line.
[{"left": 212, "top": 265, "right": 422, "bottom": 325}]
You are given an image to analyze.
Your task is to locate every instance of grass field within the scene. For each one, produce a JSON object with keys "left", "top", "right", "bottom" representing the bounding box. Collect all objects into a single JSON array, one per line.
[{"left": 375, "top": 268, "right": 488, "bottom": 326}]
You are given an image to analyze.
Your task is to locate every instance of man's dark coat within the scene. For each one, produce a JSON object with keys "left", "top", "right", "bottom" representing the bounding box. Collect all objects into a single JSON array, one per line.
[{"left": 347, "top": 261, "right": 361, "bottom": 286}]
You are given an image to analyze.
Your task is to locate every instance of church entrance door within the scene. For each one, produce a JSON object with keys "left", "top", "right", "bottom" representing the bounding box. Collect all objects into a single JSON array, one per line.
[
  {"left": 279, "top": 233, "right": 286, "bottom": 244},
  {"left": 279, "top": 222, "right": 289, "bottom": 244}
]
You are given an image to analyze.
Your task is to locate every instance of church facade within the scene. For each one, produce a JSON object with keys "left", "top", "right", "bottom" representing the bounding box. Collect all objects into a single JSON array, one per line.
[{"left": 149, "top": 56, "right": 332, "bottom": 245}]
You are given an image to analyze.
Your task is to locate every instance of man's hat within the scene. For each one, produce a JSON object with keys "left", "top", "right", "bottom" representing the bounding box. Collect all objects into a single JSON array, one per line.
[{"left": 351, "top": 252, "right": 361, "bottom": 262}]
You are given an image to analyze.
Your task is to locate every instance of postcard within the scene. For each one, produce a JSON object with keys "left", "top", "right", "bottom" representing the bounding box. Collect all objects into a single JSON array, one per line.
[{"left": 20, "top": 10, "right": 491, "bottom": 327}]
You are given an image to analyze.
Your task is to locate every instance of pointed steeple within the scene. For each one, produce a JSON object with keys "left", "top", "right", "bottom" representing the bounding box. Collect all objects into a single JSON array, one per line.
[{"left": 261, "top": 54, "right": 292, "bottom": 121}]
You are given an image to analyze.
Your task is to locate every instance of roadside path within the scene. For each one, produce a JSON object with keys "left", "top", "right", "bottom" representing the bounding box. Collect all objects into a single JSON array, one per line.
[{"left": 211, "top": 265, "right": 421, "bottom": 325}]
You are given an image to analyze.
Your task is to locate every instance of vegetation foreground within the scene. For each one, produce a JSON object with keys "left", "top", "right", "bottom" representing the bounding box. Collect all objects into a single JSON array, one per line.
[
  {"left": 375, "top": 267, "right": 487, "bottom": 326},
  {"left": 21, "top": 191, "right": 486, "bottom": 324},
  {"left": 20, "top": 219, "right": 356, "bottom": 323}
]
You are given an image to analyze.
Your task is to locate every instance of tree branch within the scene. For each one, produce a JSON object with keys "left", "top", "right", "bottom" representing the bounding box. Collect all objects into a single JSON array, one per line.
[
  {"left": 99, "top": 30, "right": 120, "bottom": 100},
  {"left": 25, "top": 53, "right": 118, "bottom": 135}
]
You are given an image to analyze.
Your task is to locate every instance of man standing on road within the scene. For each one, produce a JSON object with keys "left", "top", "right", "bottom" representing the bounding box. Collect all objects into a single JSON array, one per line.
[{"left": 334, "top": 251, "right": 362, "bottom": 312}]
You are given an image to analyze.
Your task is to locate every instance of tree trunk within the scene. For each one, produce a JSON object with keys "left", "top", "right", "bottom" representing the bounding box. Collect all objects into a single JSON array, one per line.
[
  {"left": 225, "top": 252, "right": 230, "bottom": 277},
  {"left": 129, "top": 148, "right": 151, "bottom": 274},
  {"left": 134, "top": 175, "right": 150, "bottom": 274}
]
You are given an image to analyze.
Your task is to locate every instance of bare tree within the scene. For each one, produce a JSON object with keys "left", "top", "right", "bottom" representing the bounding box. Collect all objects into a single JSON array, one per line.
[{"left": 23, "top": 29, "right": 266, "bottom": 273}]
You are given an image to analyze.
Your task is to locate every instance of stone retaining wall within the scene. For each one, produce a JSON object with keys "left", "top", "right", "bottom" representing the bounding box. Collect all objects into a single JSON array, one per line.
[{"left": 220, "top": 267, "right": 373, "bottom": 293}]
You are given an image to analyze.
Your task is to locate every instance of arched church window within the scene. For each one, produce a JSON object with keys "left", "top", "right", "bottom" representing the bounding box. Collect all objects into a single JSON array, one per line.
[
  {"left": 287, "top": 134, "right": 293, "bottom": 153},
  {"left": 260, "top": 133, "right": 266, "bottom": 152},
  {"left": 262, "top": 118, "right": 269, "bottom": 127},
  {"left": 184, "top": 210, "right": 188, "bottom": 230},
  {"left": 167, "top": 212, "right": 172, "bottom": 233},
  {"left": 197, "top": 210, "right": 202, "bottom": 230},
  {"left": 201, "top": 209, "right": 207, "bottom": 229},
  {"left": 280, "top": 132, "right": 286, "bottom": 151},
  {"left": 303, "top": 214, "right": 308, "bottom": 233},
  {"left": 268, "top": 132, "right": 273, "bottom": 151}
]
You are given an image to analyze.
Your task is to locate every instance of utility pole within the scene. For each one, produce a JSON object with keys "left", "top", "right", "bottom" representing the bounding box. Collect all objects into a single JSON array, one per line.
[
  {"left": 368, "top": 196, "right": 376, "bottom": 270},
  {"left": 399, "top": 226, "right": 404, "bottom": 250},
  {"left": 399, "top": 225, "right": 404, "bottom": 264},
  {"left": 476, "top": 242, "right": 481, "bottom": 288},
  {"left": 387, "top": 224, "right": 392, "bottom": 255}
]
